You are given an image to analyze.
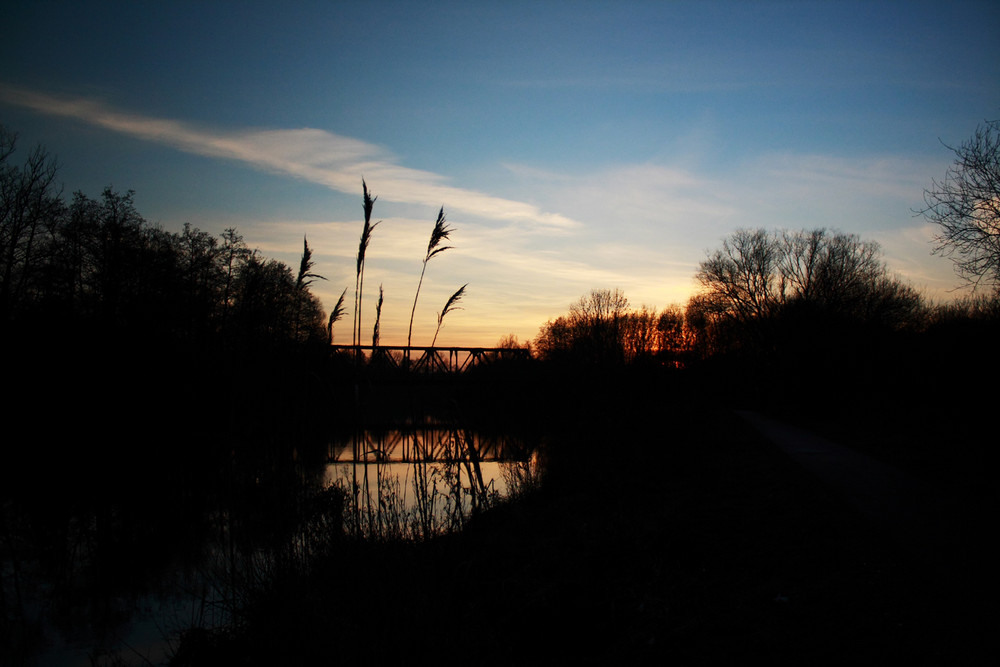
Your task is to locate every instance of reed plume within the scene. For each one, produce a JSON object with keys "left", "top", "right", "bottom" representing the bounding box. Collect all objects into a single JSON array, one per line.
[
  {"left": 353, "top": 180, "right": 379, "bottom": 347},
  {"left": 296, "top": 235, "right": 326, "bottom": 289},
  {"left": 293, "top": 236, "right": 326, "bottom": 340},
  {"left": 407, "top": 207, "right": 453, "bottom": 348},
  {"left": 372, "top": 284, "right": 384, "bottom": 347},
  {"left": 327, "top": 287, "right": 348, "bottom": 344},
  {"left": 431, "top": 283, "right": 467, "bottom": 347}
]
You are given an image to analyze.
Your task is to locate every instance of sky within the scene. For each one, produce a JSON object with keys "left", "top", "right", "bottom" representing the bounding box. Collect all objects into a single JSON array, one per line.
[{"left": 2, "top": 1, "right": 998, "bottom": 347}]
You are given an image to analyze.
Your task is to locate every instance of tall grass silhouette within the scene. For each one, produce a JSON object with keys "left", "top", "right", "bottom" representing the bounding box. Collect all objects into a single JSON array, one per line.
[
  {"left": 295, "top": 236, "right": 325, "bottom": 289},
  {"left": 432, "top": 284, "right": 467, "bottom": 347},
  {"left": 372, "top": 284, "right": 384, "bottom": 347},
  {"left": 353, "top": 180, "right": 379, "bottom": 349},
  {"left": 408, "top": 207, "right": 454, "bottom": 348},
  {"left": 295, "top": 236, "right": 326, "bottom": 340},
  {"left": 327, "top": 287, "right": 348, "bottom": 344}
]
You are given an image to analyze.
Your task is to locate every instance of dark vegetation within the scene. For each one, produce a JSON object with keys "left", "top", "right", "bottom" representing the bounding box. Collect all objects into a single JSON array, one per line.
[
  {"left": 1, "top": 129, "right": 328, "bottom": 351},
  {"left": 918, "top": 117, "right": 1000, "bottom": 292},
  {"left": 1, "top": 122, "right": 995, "bottom": 664},
  {"left": 1, "top": 125, "right": 340, "bottom": 664}
]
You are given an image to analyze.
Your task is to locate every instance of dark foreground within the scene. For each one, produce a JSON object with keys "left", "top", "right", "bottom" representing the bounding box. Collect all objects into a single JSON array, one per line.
[{"left": 174, "top": 396, "right": 988, "bottom": 665}]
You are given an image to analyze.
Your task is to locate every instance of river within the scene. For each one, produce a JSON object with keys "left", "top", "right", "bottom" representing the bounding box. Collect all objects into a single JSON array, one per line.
[{"left": 9, "top": 421, "right": 540, "bottom": 665}]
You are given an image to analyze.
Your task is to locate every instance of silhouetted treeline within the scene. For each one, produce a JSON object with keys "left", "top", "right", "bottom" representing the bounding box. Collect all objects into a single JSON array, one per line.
[
  {"left": 533, "top": 289, "right": 690, "bottom": 367},
  {"left": 688, "top": 228, "right": 923, "bottom": 360},
  {"left": 1, "top": 126, "right": 326, "bottom": 352},
  {"left": 533, "top": 228, "right": 999, "bottom": 414}
]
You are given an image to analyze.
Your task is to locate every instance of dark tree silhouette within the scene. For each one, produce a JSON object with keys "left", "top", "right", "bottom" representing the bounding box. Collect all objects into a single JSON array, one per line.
[
  {"left": 919, "top": 118, "right": 1000, "bottom": 293},
  {"left": 777, "top": 229, "right": 922, "bottom": 325},
  {"left": 0, "top": 126, "right": 63, "bottom": 322},
  {"left": 3, "top": 172, "right": 329, "bottom": 349},
  {"left": 697, "top": 229, "right": 920, "bottom": 325},
  {"left": 56, "top": 187, "right": 161, "bottom": 328},
  {"left": 230, "top": 250, "right": 326, "bottom": 347},
  {"left": 684, "top": 228, "right": 929, "bottom": 418},
  {"left": 495, "top": 333, "right": 528, "bottom": 350},
  {"left": 175, "top": 222, "right": 222, "bottom": 341},
  {"left": 692, "top": 228, "right": 923, "bottom": 359},
  {"left": 696, "top": 228, "right": 780, "bottom": 325},
  {"left": 534, "top": 288, "right": 631, "bottom": 364},
  {"left": 533, "top": 314, "right": 573, "bottom": 360},
  {"left": 621, "top": 304, "right": 659, "bottom": 363},
  {"left": 219, "top": 227, "right": 251, "bottom": 331}
]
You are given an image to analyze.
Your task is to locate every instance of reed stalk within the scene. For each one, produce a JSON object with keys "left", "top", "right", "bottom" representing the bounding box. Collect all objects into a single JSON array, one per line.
[
  {"left": 407, "top": 208, "right": 453, "bottom": 349},
  {"left": 353, "top": 180, "right": 379, "bottom": 350}
]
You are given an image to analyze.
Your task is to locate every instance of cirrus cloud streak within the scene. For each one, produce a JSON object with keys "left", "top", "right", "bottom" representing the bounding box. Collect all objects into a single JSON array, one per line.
[{"left": 0, "top": 85, "right": 578, "bottom": 232}]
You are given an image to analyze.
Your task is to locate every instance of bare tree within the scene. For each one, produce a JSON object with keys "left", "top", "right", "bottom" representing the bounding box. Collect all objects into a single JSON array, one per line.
[
  {"left": 698, "top": 228, "right": 918, "bottom": 324},
  {"left": 655, "top": 304, "right": 691, "bottom": 358},
  {"left": 696, "top": 228, "right": 781, "bottom": 324},
  {"left": 532, "top": 315, "right": 573, "bottom": 360},
  {"left": 918, "top": 118, "right": 1000, "bottom": 293},
  {"left": 0, "top": 126, "right": 63, "bottom": 319},
  {"left": 691, "top": 228, "right": 923, "bottom": 356},
  {"left": 569, "top": 288, "right": 630, "bottom": 327},
  {"left": 621, "top": 305, "right": 658, "bottom": 363},
  {"left": 219, "top": 227, "right": 250, "bottom": 332},
  {"left": 495, "top": 333, "right": 527, "bottom": 350},
  {"left": 778, "top": 229, "right": 898, "bottom": 318},
  {"left": 533, "top": 288, "right": 630, "bottom": 364}
]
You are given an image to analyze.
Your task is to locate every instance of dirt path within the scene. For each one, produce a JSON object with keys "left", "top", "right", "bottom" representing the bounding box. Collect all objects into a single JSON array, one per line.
[{"left": 736, "top": 410, "right": 961, "bottom": 562}]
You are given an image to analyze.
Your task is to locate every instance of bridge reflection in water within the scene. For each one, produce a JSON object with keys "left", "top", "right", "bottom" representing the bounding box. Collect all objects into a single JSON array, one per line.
[{"left": 326, "top": 424, "right": 538, "bottom": 540}]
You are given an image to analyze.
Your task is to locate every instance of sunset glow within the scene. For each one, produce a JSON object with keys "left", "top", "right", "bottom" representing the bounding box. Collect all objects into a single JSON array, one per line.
[{"left": 3, "top": 1, "right": 998, "bottom": 346}]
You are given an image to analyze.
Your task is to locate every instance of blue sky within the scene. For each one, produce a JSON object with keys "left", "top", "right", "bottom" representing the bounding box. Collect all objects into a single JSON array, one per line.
[{"left": 3, "top": 1, "right": 998, "bottom": 346}]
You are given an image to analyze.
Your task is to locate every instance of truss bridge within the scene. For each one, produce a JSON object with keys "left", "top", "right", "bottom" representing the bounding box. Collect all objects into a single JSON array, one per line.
[{"left": 328, "top": 345, "right": 529, "bottom": 373}]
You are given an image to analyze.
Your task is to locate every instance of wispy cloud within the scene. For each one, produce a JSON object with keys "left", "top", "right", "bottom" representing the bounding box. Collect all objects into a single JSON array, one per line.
[
  {"left": 0, "top": 85, "right": 579, "bottom": 231},
  {"left": 497, "top": 152, "right": 956, "bottom": 299}
]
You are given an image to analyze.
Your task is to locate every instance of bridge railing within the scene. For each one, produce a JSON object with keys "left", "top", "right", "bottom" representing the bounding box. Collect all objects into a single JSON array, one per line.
[{"left": 328, "top": 345, "right": 530, "bottom": 373}]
